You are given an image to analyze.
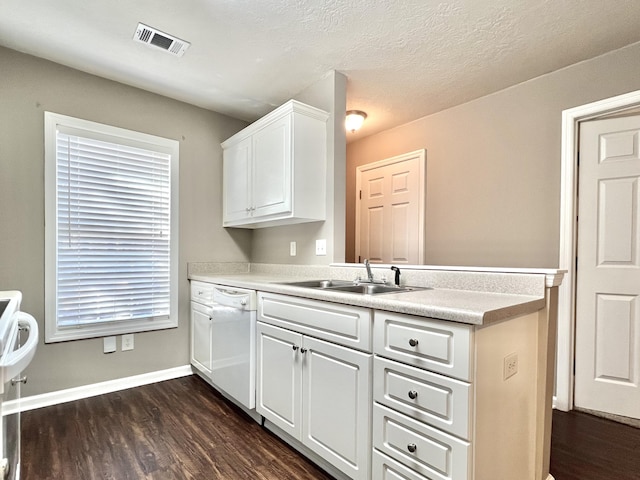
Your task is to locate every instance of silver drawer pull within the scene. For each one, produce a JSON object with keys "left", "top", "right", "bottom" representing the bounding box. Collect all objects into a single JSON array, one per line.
[
  {"left": 408, "top": 390, "right": 418, "bottom": 400},
  {"left": 408, "top": 338, "right": 419, "bottom": 347},
  {"left": 198, "top": 290, "right": 204, "bottom": 295},
  {"left": 407, "top": 443, "right": 417, "bottom": 453},
  {"left": 11, "top": 376, "right": 27, "bottom": 386}
]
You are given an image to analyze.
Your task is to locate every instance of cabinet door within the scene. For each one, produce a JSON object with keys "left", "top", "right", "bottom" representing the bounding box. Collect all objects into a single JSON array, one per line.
[
  {"left": 191, "top": 303, "right": 212, "bottom": 376},
  {"left": 256, "top": 322, "right": 303, "bottom": 439},
  {"left": 302, "top": 336, "right": 372, "bottom": 480},
  {"left": 223, "top": 136, "right": 252, "bottom": 224},
  {"left": 252, "top": 115, "right": 292, "bottom": 218}
]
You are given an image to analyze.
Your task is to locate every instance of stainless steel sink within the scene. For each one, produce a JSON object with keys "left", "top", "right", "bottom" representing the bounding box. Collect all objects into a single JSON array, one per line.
[
  {"left": 282, "top": 279, "right": 354, "bottom": 289},
  {"left": 280, "top": 280, "right": 429, "bottom": 295},
  {"left": 326, "top": 284, "right": 428, "bottom": 295}
]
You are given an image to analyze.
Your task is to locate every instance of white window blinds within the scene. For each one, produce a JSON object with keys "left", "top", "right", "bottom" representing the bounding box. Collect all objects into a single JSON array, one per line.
[{"left": 55, "top": 129, "right": 172, "bottom": 327}]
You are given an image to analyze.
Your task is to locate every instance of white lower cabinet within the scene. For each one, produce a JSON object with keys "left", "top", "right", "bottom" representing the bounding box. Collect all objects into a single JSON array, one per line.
[
  {"left": 373, "top": 449, "right": 433, "bottom": 480},
  {"left": 373, "top": 403, "right": 470, "bottom": 480},
  {"left": 255, "top": 295, "right": 544, "bottom": 480},
  {"left": 373, "top": 311, "right": 473, "bottom": 480},
  {"left": 191, "top": 303, "right": 212, "bottom": 375},
  {"left": 256, "top": 322, "right": 302, "bottom": 438},
  {"left": 190, "top": 282, "right": 215, "bottom": 376},
  {"left": 256, "top": 293, "right": 373, "bottom": 480}
]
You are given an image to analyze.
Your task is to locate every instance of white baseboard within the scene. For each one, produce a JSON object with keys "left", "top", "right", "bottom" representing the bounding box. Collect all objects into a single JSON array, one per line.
[{"left": 3, "top": 365, "right": 193, "bottom": 415}]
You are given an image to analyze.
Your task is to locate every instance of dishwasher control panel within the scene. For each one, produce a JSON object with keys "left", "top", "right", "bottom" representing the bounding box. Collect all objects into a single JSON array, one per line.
[{"left": 213, "top": 286, "right": 257, "bottom": 311}]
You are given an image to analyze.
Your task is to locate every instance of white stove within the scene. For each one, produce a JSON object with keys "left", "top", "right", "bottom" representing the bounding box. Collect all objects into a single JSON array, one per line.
[{"left": 0, "top": 292, "right": 39, "bottom": 480}]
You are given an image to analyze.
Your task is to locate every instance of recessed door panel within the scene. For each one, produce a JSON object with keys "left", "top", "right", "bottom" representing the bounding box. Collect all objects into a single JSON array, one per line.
[
  {"left": 252, "top": 116, "right": 292, "bottom": 216},
  {"left": 600, "top": 130, "right": 639, "bottom": 163},
  {"left": 256, "top": 322, "right": 302, "bottom": 438},
  {"left": 597, "top": 177, "right": 638, "bottom": 265},
  {"left": 594, "top": 294, "right": 637, "bottom": 383},
  {"left": 391, "top": 203, "right": 411, "bottom": 262}
]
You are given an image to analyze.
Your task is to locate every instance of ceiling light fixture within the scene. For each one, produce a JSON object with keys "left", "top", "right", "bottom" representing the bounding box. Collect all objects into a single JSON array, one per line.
[{"left": 345, "top": 110, "right": 367, "bottom": 133}]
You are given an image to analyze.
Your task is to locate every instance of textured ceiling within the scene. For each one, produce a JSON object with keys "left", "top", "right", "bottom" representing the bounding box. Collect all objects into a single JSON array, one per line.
[{"left": 1, "top": 0, "right": 640, "bottom": 140}]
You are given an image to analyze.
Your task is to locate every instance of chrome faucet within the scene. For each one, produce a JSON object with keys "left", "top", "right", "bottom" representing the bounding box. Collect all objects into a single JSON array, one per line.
[{"left": 364, "top": 259, "right": 375, "bottom": 283}]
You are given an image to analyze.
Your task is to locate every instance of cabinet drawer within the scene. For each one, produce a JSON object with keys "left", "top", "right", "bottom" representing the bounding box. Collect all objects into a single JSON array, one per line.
[
  {"left": 374, "top": 357, "right": 472, "bottom": 440},
  {"left": 258, "top": 292, "right": 372, "bottom": 351},
  {"left": 374, "top": 311, "right": 472, "bottom": 381},
  {"left": 373, "top": 403, "right": 470, "bottom": 480},
  {"left": 190, "top": 281, "right": 214, "bottom": 304},
  {"left": 373, "top": 449, "right": 434, "bottom": 480}
]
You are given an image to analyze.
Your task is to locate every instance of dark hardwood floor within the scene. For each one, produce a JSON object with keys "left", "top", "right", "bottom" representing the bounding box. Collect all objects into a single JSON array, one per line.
[
  {"left": 22, "top": 375, "right": 640, "bottom": 480},
  {"left": 21, "top": 376, "right": 333, "bottom": 480},
  {"left": 550, "top": 409, "right": 640, "bottom": 480}
]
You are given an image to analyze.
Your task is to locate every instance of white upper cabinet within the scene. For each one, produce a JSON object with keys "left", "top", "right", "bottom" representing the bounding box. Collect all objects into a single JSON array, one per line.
[{"left": 222, "top": 100, "right": 329, "bottom": 228}]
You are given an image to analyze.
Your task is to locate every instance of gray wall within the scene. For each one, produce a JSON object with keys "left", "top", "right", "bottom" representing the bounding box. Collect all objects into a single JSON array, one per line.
[
  {"left": 0, "top": 46, "right": 250, "bottom": 396},
  {"left": 346, "top": 41, "right": 640, "bottom": 268},
  {"left": 250, "top": 71, "right": 347, "bottom": 265}
]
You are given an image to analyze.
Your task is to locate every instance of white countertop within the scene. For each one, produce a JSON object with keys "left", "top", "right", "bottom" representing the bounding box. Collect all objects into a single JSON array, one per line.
[{"left": 188, "top": 271, "right": 550, "bottom": 325}]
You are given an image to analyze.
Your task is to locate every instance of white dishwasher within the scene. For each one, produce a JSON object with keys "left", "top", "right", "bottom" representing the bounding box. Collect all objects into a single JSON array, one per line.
[{"left": 190, "top": 282, "right": 257, "bottom": 412}]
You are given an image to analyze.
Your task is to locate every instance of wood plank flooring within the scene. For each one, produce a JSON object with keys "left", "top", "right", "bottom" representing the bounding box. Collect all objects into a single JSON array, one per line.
[
  {"left": 550, "top": 409, "right": 640, "bottom": 480},
  {"left": 21, "top": 375, "right": 333, "bottom": 480},
  {"left": 21, "top": 375, "right": 640, "bottom": 480}
]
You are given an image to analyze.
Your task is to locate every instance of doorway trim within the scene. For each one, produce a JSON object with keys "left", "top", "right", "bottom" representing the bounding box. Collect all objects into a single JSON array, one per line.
[{"left": 557, "top": 89, "right": 640, "bottom": 411}]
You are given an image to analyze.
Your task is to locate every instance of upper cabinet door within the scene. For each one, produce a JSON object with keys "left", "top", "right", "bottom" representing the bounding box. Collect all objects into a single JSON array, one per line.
[
  {"left": 252, "top": 115, "right": 292, "bottom": 218},
  {"left": 222, "top": 136, "right": 252, "bottom": 223},
  {"left": 221, "top": 100, "right": 328, "bottom": 229}
]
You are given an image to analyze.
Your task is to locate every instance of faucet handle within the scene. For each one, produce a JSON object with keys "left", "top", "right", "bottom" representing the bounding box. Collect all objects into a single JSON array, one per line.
[{"left": 391, "top": 266, "right": 401, "bottom": 286}]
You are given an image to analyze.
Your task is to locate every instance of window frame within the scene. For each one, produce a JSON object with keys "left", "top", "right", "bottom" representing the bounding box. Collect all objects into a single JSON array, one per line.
[{"left": 44, "top": 112, "right": 179, "bottom": 343}]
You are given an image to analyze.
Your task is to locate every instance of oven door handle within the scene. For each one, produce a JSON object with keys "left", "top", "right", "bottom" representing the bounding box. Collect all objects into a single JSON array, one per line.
[{"left": 1, "top": 312, "right": 39, "bottom": 382}]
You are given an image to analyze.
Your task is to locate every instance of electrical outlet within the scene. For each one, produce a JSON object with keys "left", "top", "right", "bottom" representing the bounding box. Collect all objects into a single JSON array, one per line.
[
  {"left": 315, "top": 239, "right": 327, "bottom": 256},
  {"left": 122, "top": 334, "right": 134, "bottom": 351},
  {"left": 290, "top": 241, "right": 297, "bottom": 256},
  {"left": 103, "top": 336, "right": 116, "bottom": 354},
  {"left": 504, "top": 352, "right": 518, "bottom": 380}
]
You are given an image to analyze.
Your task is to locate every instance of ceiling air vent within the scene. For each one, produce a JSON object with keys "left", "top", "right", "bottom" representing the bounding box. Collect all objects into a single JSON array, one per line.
[{"left": 133, "top": 23, "right": 190, "bottom": 57}]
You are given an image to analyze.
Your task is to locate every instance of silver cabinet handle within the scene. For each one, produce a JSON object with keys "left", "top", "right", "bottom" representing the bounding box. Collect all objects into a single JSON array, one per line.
[
  {"left": 407, "top": 443, "right": 417, "bottom": 453},
  {"left": 409, "top": 338, "right": 419, "bottom": 347},
  {"left": 11, "top": 376, "right": 27, "bottom": 386},
  {"left": 408, "top": 390, "right": 418, "bottom": 400}
]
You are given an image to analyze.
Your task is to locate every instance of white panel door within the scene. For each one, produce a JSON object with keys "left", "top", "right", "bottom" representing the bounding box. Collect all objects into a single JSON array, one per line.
[
  {"left": 575, "top": 115, "right": 640, "bottom": 418},
  {"left": 356, "top": 150, "right": 425, "bottom": 264},
  {"left": 222, "top": 137, "right": 252, "bottom": 223},
  {"left": 256, "top": 322, "right": 303, "bottom": 438},
  {"left": 252, "top": 115, "right": 292, "bottom": 218},
  {"left": 302, "top": 335, "right": 372, "bottom": 480}
]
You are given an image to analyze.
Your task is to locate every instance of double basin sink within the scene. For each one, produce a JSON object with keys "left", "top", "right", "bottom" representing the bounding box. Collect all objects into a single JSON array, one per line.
[{"left": 281, "top": 279, "right": 429, "bottom": 295}]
